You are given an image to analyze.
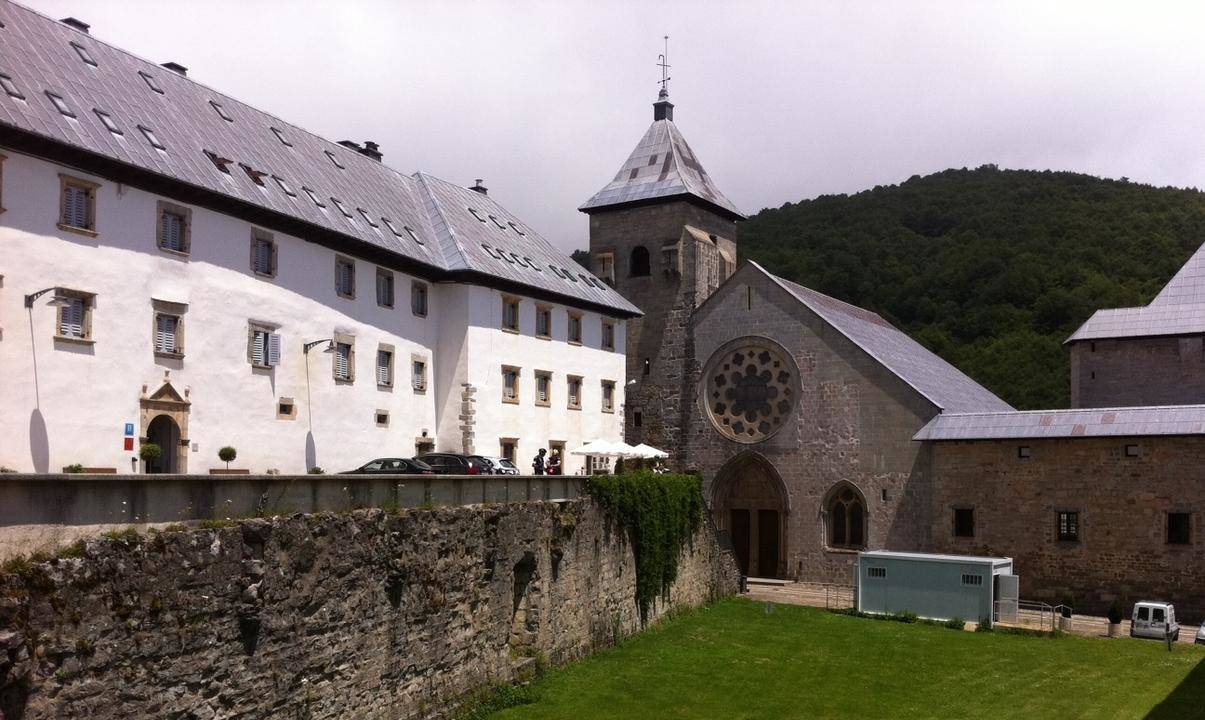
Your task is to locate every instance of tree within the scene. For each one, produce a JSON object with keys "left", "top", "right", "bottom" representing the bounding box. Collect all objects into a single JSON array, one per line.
[{"left": 218, "top": 446, "right": 237, "bottom": 470}]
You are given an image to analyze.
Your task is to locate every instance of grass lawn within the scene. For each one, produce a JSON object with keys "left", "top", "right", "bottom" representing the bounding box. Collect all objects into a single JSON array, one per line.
[{"left": 489, "top": 598, "right": 1205, "bottom": 719}]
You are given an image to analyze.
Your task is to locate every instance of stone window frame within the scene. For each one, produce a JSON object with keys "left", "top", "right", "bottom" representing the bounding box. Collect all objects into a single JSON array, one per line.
[
  {"left": 376, "top": 267, "right": 395, "bottom": 308},
  {"left": 1124, "top": 443, "right": 1141, "bottom": 458},
  {"left": 501, "top": 295, "right": 520, "bottom": 333},
  {"left": 629, "top": 245, "right": 651, "bottom": 277},
  {"left": 1167, "top": 510, "right": 1192, "bottom": 546},
  {"left": 535, "top": 304, "right": 552, "bottom": 340},
  {"left": 411, "top": 354, "right": 428, "bottom": 393},
  {"left": 824, "top": 482, "right": 868, "bottom": 551},
  {"left": 58, "top": 173, "right": 99, "bottom": 237},
  {"left": 411, "top": 280, "right": 429, "bottom": 317},
  {"left": 500, "top": 437, "right": 518, "bottom": 462},
  {"left": 594, "top": 249, "right": 615, "bottom": 285},
  {"left": 335, "top": 255, "right": 356, "bottom": 299},
  {"left": 633, "top": 409, "right": 642, "bottom": 427},
  {"left": 601, "top": 379, "right": 615, "bottom": 413},
  {"left": 53, "top": 288, "right": 96, "bottom": 345},
  {"left": 151, "top": 298, "right": 187, "bottom": 360},
  {"left": 276, "top": 396, "right": 297, "bottom": 421},
  {"left": 250, "top": 229, "right": 278, "bottom": 278},
  {"left": 534, "top": 370, "right": 552, "bottom": 407},
  {"left": 0, "top": 153, "right": 6, "bottom": 214},
  {"left": 375, "top": 409, "right": 390, "bottom": 428},
  {"left": 601, "top": 319, "right": 616, "bottom": 351},
  {"left": 332, "top": 331, "right": 356, "bottom": 383},
  {"left": 246, "top": 319, "right": 281, "bottom": 370},
  {"left": 155, "top": 199, "right": 192, "bottom": 256},
  {"left": 1055, "top": 509, "right": 1080, "bottom": 543},
  {"left": 502, "top": 365, "right": 521, "bottom": 404},
  {"left": 952, "top": 505, "right": 976, "bottom": 538},
  {"left": 567, "top": 311, "right": 583, "bottom": 345},
  {"left": 376, "top": 342, "right": 395, "bottom": 388},
  {"left": 1017, "top": 445, "right": 1031, "bottom": 460},
  {"left": 566, "top": 374, "right": 583, "bottom": 410}
]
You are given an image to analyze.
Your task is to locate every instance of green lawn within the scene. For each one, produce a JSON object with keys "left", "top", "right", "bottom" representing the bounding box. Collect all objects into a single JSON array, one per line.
[{"left": 490, "top": 598, "right": 1205, "bottom": 719}]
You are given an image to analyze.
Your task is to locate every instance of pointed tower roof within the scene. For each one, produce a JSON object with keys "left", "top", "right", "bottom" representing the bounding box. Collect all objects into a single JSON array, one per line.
[{"left": 579, "top": 93, "right": 744, "bottom": 220}]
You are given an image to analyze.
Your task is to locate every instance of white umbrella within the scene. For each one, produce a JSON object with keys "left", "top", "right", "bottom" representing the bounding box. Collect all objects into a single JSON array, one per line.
[
  {"left": 570, "top": 439, "right": 622, "bottom": 456},
  {"left": 630, "top": 443, "right": 669, "bottom": 459}
]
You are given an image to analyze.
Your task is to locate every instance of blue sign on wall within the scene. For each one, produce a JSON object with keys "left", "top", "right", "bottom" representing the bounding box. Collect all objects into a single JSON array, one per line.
[{"left": 124, "top": 423, "right": 134, "bottom": 436}]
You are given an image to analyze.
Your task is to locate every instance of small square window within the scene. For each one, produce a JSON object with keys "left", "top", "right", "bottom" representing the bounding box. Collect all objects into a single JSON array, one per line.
[
  {"left": 209, "top": 100, "right": 232, "bottom": 121},
  {"left": 961, "top": 573, "right": 984, "bottom": 587},
  {"left": 1168, "top": 512, "right": 1191, "bottom": 545},
  {"left": 567, "top": 313, "right": 582, "bottom": 344},
  {"left": 1056, "top": 510, "right": 1079, "bottom": 542},
  {"left": 376, "top": 268, "right": 395, "bottom": 308},
  {"left": 45, "top": 90, "right": 75, "bottom": 118},
  {"left": 601, "top": 380, "right": 615, "bottom": 413},
  {"left": 250, "top": 231, "right": 277, "bottom": 277},
  {"left": 602, "top": 320, "right": 616, "bottom": 351},
  {"left": 138, "top": 125, "right": 165, "bottom": 150},
  {"left": 138, "top": 70, "right": 164, "bottom": 94},
  {"left": 502, "top": 297, "right": 520, "bottom": 332},
  {"left": 536, "top": 306, "right": 552, "bottom": 339},
  {"left": 277, "top": 398, "right": 296, "bottom": 420},
  {"left": 93, "top": 109, "right": 121, "bottom": 135},
  {"left": 866, "top": 567, "right": 886, "bottom": 579},
  {"left": 0, "top": 73, "right": 25, "bottom": 100},
  {"left": 953, "top": 507, "right": 975, "bottom": 538},
  {"left": 1125, "top": 444, "right": 1140, "bottom": 458},
  {"left": 1018, "top": 446, "right": 1031, "bottom": 460},
  {"left": 502, "top": 366, "right": 520, "bottom": 404},
  {"left": 375, "top": 410, "right": 390, "bottom": 427},
  {"left": 411, "top": 281, "right": 429, "bottom": 317},
  {"left": 567, "top": 376, "right": 582, "bottom": 410},
  {"left": 335, "top": 256, "right": 355, "bottom": 298}
]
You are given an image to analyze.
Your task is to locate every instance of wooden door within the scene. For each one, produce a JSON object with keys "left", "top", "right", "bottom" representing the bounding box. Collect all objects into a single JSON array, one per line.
[
  {"left": 730, "top": 509, "right": 751, "bottom": 576},
  {"left": 757, "top": 509, "right": 779, "bottom": 578}
]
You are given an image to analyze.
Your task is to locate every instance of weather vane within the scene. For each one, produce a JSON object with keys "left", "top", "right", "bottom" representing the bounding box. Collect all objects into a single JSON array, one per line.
[{"left": 657, "top": 35, "right": 671, "bottom": 95}]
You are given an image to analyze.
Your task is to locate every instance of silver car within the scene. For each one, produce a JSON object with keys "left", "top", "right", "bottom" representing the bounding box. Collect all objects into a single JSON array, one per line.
[{"left": 477, "top": 456, "right": 520, "bottom": 475}]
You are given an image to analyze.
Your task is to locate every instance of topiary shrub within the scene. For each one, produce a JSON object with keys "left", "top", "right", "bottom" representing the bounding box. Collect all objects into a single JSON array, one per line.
[
  {"left": 1108, "top": 599, "right": 1125, "bottom": 625},
  {"left": 587, "top": 471, "right": 703, "bottom": 622},
  {"left": 218, "top": 446, "right": 237, "bottom": 469},
  {"left": 139, "top": 443, "right": 162, "bottom": 464}
]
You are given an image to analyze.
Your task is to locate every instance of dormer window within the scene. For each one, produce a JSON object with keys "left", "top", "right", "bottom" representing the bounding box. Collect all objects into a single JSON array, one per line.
[
  {"left": 45, "top": 91, "right": 75, "bottom": 118},
  {"left": 382, "top": 218, "right": 404, "bottom": 238},
  {"left": 489, "top": 214, "right": 507, "bottom": 230},
  {"left": 508, "top": 221, "right": 526, "bottom": 236},
  {"left": 324, "top": 149, "right": 344, "bottom": 169},
  {"left": 239, "top": 164, "right": 266, "bottom": 186},
  {"left": 467, "top": 208, "right": 487, "bottom": 223},
  {"left": 70, "top": 41, "right": 97, "bottom": 67},
  {"left": 93, "top": 109, "right": 121, "bottom": 135},
  {"left": 209, "top": 100, "right": 233, "bottom": 121},
  {"left": 138, "top": 125, "right": 165, "bottom": 150},
  {"left": 271, "top": 127, "right": 293, "bottom": 147},
  {"left": 138, "top": 70, "right": 164, "bottom": 94},
  {"left": 405, "top": 226, "right": 423, "bottom": 245},
  {"left": 302, "top": 186, "right": 326, "bottom": 208},
  {"left": 330, "top": 197, "right": 353, "bottom": 218},
  {"left": 524, "top": 257, "right": 541, "bottom": 271},
  {"left": 204, "top": 149, "right": 232, "bottom": 174},
  {"left": 0, "top": 73, "right": 24, "bottom": 100},
  {"left": 358, "top": 208, "right": 379, "bottom": 228}
]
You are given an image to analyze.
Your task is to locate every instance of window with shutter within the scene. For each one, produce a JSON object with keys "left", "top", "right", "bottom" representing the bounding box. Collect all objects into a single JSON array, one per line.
[
  {"left": 376, "top": 269, "right": 394, "bottom": 307},
  {"left": 267, "top": 332, "right": 281, "bottom": 366},
  {"left": 411, "top": 282, "right": 428, "bottom": 317},
  {"left": 536, "top": 307, "right": 551, "bottom": 338},
  {"left": 63, "top": 185, "right": 88, "bottom": 228},
  {"left": 159, "top": 211, "right": 186, "bottom": 252},
  {"left": 251, "top": 329, "right": 267, "bottom": 366},
  {"left": 568, "top": 313, "right": 582, "bottom": 344},
  {"left": 602, "top": 321, "right": 615, "bottom": 350},
  {"left": 155, "top": 313, "right": 179, "bottom": 354},
  {"left": 602, "top": 381, "right": 615, "bottom": 412},
  {"left": 412, "top": 360, "right": 427, "bottom": 390},
  {"left": 251, "top": 234, "right": 276, "bottom": 276},
  {"left": 334, "top": 342, "right": 352, "bottom": 381},
  {"left": 377, "top": 349, "right": 393, "bottom": 386},
  {"left": 535, "top": 372, "right": 551, "bottom": 406},
  {"left": 502, "top": 298, "right": 519, "bottom": 331},
  {"left": 502, "top": 366, "right": 520, "bottom": 403},
  {"left": 59, "top": 297, "right": 85, "bottom": 338},
  {"left": 336, "top": 257, "right": 355, "bottom": 298},
  {"left": 567, "top": 376, "right": 582, "bottom": 409}
]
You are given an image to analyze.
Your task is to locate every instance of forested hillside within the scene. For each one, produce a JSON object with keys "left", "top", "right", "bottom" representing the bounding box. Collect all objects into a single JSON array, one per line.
[
  {"left": 572, "top": 167, "right": 1205, "bottom": 409},
  {"left": 741, "top": 166, "right": 1205, "bottom": 408}
]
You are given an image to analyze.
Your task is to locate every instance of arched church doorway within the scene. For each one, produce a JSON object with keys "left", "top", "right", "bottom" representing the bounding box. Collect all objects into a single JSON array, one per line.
[
  {"left": 711, "top": 453, "right": 789, "bottom": 579},
  {"left": 145, "top": 414, "right": 179, "bottom": 474}
]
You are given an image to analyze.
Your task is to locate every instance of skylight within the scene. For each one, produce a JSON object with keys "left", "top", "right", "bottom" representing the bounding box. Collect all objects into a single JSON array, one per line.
[
  {"left": 357, "top": 209, "right": 379, "bottom": 228},
  {"left": 525, "top": 257, "right": 541, "bottom": 271},
  {"left": 330, "top": 197, "right": 353, "bottom": 218},
  {"left": 0, "top": 73, "right": 24, "bottom": 100},
  {"left": 70, "top": 42, "right": 97, "bottom": 67},
  {"left": 138, "top": 70, "right": 164, "bottom": 94},
  {"left": 382, "top": 218, "right": 404, "bottom": 237},
  {"left": 93, "top": 109, "right": 121, "bottom": 135},
  {"left": 302, "top": 187, "right": 326, "bottom": 208},
  {"left": 481, "top": 243, "right": 499, "bottom": 259},
  {"left": 138, "top": 124, "right": 165, "bottom": 150},
  {"left": 273, "top": 176, "right": 297, "bottom": 197},
  {"left": 271, "top": 127, "right": 293, "bottom": 147},
  {"left": 209, "top": 100, "right": 233, "bottom": 122},
  {"left": 489, "top": 215, "right": 507, "bottom": 230},
  {"left": 467, "top": 208, "right": 487, "bottom": 223},
  {"left": 324, "top": 150, "right": 344, "bottom": 169},
  {"left": 45, "top": 91, "right": 75, "bottom": 118},
  {"left": 204, "top": 149, "right": 232, "bottom": 174},
  {"left": 508, "top": 222, "right": 526, "bottom": 236},
  {"left": 240, "top": 164, "right": 266, "bottom": 186},
  {"left": 405, "top": 226, "right": 423, "bottom": 245}
]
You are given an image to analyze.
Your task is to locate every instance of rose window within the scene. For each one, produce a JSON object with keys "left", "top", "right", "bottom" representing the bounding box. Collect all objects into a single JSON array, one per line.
[{"left": 703, "top": 340, "right": 797, "bottom": 443}]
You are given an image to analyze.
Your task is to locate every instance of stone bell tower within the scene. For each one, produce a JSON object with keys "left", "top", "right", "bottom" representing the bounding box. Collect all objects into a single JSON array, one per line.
[{"left": 579, "top": 81, "right": 743, "bottom": 465}]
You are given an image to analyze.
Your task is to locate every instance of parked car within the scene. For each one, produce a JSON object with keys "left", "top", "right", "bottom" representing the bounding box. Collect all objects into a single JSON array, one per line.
[
  {"left": 418, "top": 453, "right": 488, "bottom": 475},
  {"left": 340, "top": 458, "right": 433, "bottom": 475},
  {"left": 475, "top": 456, "right": 521, "bottom": 475},
  {"left": 1196, "top": 624, "right": 1205, "bottom": 645},
  {"left": 1131, "top": 601, "right": 1180, "bottom": 641}
]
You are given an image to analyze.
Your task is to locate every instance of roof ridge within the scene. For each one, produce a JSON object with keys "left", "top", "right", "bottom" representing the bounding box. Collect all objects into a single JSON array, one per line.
[{"left": 414, "top": 172, "right": 468, "bottom": 269}]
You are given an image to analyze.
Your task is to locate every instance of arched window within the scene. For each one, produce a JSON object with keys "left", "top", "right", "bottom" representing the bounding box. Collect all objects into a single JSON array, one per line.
[
  {"left": 827, "top": 485, "right": 867, "bottom": 549},
  {"left": 629, "top": 245, "right": 651, "bottom": 277}
]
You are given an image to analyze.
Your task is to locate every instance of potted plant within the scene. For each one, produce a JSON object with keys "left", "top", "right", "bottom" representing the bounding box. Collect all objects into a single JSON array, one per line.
[
  {"left": 1107, "top": 599, "right": 1125, "bottom": 637},
  {"left": 211, "top": 446, "right": 249, "bottom": 475},
  {"left": 139, "top": 443, "right": 162, "bottom": 473}
]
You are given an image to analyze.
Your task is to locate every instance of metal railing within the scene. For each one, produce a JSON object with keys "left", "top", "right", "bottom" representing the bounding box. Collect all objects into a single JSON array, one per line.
[
  {"left": 824, "top": 583, "right": 856, "bottom": 610},
  {"left": 994, "top": 599, "right": 1065, "bottom": 632}
]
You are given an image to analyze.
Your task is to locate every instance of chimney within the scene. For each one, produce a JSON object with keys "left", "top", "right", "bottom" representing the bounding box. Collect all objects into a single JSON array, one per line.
[
  {"left": 470, "top": 178, "right": 488, "bottom": 195},
  {"left": 60, "top": 17, "right": 90, "bottom": 33},
  {"left": 360, "top": 141, "right": 382, "bottom": 162},
  {"left": 161, "top": 62, "right": 188, "bottom": 77},
  {"left": 338, "top": 140, "right": 361, "bottom": 152}
]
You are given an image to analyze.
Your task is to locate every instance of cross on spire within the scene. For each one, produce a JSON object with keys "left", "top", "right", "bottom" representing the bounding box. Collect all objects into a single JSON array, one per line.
[{"left": 657, "top": 35, "right": 671, "bottom": 99}]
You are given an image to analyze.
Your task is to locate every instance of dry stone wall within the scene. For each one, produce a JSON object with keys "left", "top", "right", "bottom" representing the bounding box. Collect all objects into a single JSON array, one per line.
[{"left": 0, "top": 499, "right": 738, "bottom": 720}]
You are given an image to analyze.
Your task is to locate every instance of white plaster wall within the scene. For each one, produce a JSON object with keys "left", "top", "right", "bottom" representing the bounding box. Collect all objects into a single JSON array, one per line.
[
  {"left": 0, "top": 149, "right": 629, "bottom": 475},
  {"left": 0, "top": 150, "right": 438, "bottom": 473}
]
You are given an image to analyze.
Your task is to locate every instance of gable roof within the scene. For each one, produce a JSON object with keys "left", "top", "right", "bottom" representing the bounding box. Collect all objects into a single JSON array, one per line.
[
  {"left": 1068, "top": 240, "right": 1205, "bottom": 342},
  {"left": 0, "top": 1, "right": 636, "bottom": 316},
  {"left": 750, "top": 263, "right": 1013, "bottom": 413},
  {"left": 579, "top": 110, "right": 743, "bottom": 220},
  {"left": 914, "top": 404, "right": 1205, "bottom": 441}
]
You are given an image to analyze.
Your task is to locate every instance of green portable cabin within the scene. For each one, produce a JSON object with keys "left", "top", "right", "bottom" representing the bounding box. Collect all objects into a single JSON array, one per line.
[{"left": 856, "top": 550, "right": 1017, "bottom": 627}]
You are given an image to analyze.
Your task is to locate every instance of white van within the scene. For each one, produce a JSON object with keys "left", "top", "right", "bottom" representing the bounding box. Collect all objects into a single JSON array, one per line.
[{"left": 1130, "top": 601, "right": 1180, "bottom": 641}]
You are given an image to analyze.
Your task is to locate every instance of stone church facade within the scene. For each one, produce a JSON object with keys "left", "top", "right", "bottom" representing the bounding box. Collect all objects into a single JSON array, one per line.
[{"left": 585, "top": 91, "right": 1205, "bottom": 619}]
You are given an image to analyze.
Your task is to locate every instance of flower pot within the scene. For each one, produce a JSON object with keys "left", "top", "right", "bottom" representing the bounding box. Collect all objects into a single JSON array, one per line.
[{"left": 1107, "top": 622, "right": 1121, "bottom": 637}]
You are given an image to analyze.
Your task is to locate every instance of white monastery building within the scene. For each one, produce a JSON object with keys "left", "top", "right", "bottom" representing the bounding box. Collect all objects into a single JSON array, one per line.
[{"left": 0, "top": 4, "right": 636, "bottom": 474}]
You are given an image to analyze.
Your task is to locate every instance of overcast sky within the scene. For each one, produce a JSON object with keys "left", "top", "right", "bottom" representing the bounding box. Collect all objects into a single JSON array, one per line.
[{"left": 22, "top": 0, "right": 1205, "bottom": 251}]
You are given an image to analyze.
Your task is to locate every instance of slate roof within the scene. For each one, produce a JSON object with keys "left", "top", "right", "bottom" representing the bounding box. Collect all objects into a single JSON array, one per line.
[
  {"left": 1067, "top": 240, "right": 1205, "bottom": 342},
  {"left": 914, "top": 404, "right": 1205, "bottom": 441},
  {"left": 579, "top": 104, "right": 743, "bottom": 220},
  {"left": 753, "top": 263, "right": 1014, "bottom": 413},
  {"left": 0, "top": 1, "right": 637, "bottom": 316}
]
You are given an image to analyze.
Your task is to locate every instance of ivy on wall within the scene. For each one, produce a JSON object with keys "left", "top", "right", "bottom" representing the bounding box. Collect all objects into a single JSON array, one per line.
[{"left": 587, "top": 471, "right": 703, "bottom": 621}]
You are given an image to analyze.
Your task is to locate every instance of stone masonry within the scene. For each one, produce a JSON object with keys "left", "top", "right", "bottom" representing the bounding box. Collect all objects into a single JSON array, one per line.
[
  {"left": 1070, "top": 336, "right": 1205, "bottom": 408},
  {"left": 0, "top": 499, "right": 738, "bottom": 719}
]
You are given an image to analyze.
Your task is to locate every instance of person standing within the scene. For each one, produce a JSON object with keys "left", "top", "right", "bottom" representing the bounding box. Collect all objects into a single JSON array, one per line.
[
  {"left": 532, "top": 448, "right": 547, "bottom": 475},
  {"left": 548, "top": 450, "right": 562, "bottom": 475}
]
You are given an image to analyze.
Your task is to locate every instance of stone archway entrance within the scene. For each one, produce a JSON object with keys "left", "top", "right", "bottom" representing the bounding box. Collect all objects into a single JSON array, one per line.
[
  {"left": 139, "top": 374, "right": 190, "bottom": 474},
  {"left": 711, "top": 453, "right": 790, "bottom": 579},
  {"left": 145, "top": 414, "right": 180, "bottom": 473}
]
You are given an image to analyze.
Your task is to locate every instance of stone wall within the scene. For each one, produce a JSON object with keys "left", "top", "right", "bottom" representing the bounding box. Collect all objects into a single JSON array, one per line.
[
  {"left": 0, "top": 498, "right": 739, "bottom": 720},
  {"left": 1070, "top": 336, "right": 1205, "bottom": 408},
  {"left": 928, "top": 436, "right": 1205, "bottom": 620}
]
